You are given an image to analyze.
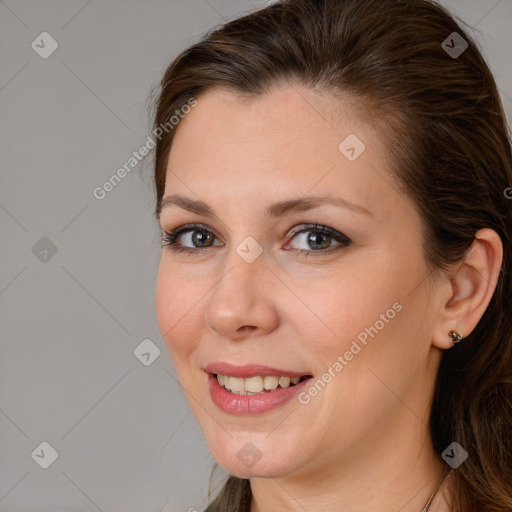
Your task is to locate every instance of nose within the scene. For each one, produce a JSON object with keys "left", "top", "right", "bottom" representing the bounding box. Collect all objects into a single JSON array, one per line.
[{"left": 204, "top": 248, "right": 280, "bottom": 341}]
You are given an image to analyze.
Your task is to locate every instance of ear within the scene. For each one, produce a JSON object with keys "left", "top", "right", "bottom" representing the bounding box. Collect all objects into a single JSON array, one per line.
[{"left": 432, "top": 228, "right": 503, "bottom": 350}]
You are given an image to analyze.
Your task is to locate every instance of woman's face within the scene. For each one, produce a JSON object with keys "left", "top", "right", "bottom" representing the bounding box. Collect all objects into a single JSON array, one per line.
[{"left": 155, "top": 84, "right": 444, "bottom": 479}]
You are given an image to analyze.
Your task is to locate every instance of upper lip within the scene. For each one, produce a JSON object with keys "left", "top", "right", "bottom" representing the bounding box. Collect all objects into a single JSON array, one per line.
[{"left": 204, "top": 361, "right": 312, "bottom": 378}]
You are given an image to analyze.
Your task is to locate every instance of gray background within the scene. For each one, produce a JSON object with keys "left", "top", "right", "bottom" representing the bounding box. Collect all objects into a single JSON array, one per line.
[{"left": 0, "top": 1, "right": 510, "bottom": 511}]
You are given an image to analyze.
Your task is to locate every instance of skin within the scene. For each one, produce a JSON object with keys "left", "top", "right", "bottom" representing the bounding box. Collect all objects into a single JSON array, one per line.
[{"left": 155, "top": 83, "right": 503, "bottom": 512}]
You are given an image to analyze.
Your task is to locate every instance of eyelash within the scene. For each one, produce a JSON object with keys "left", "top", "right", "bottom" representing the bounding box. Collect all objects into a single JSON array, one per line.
[{"left": 160, "top": 222, "right": 352, "bottom": 258}]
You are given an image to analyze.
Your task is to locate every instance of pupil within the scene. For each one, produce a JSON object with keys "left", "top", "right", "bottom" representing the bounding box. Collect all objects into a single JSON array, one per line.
[
  {"left": 308, "top": 232, "right": 330, "bottom": 250},
  {"left": 193, "top": 230, "right": 211, "bottom": 247}
]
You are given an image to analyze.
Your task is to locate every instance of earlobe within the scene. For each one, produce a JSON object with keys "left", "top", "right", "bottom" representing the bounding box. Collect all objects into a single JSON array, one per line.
[{"left": 432, "top": 228, "right": 503, "bottom": 350}]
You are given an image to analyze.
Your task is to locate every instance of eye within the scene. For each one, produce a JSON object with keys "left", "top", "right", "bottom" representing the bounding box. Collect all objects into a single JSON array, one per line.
[
  {"left": 161, "top": 222, "right": 352, "bottom": 257},
  {"left": 161, "top": 223, "right": 222, "bottom": 254},
  {"left": 284, "top": 223, "right": 352, "bottom": 257}
]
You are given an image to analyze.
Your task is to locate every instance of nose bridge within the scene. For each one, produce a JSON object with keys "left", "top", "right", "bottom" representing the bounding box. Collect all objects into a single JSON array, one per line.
[
  {"left": 215, "top": 237, "right": 267, "bottom": 303},
  {"left": 215, "top": 222, "right": 267, "bottom": 279},
  {"left": 204, "top": 237, "right": 277, "bottom": 337}
]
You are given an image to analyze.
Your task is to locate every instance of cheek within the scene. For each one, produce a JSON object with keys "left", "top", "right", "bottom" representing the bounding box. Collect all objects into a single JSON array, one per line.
[
  {"left": 155, "top": 259, "right": 200, "bottom": 363},
  {"left": 296, "top": 266, "right": 395, "bottom": 355},
  {"left": 295, "top": 252, "right": 419, "bottom": 399},
  {"left": 307, "top": 260, "right": 431, "bottom": 416}
]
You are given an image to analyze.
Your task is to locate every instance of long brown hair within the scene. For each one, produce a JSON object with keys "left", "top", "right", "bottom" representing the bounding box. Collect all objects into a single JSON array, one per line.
[{"left": 149, "top": 1, "right": 512, "bottom": 510}]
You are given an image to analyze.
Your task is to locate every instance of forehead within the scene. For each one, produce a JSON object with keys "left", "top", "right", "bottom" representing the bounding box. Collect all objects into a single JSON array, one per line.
[
  {"left": 163, "top": 84, "right": 397, "bottom": 220},
  {"left": 170, "top": 84, "right": 366, "bottom": 154}
]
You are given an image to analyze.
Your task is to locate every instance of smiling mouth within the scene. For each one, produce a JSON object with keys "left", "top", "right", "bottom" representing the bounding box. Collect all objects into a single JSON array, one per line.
[{"left": 215, "top": 373, "right": 312, "bottom": 395}]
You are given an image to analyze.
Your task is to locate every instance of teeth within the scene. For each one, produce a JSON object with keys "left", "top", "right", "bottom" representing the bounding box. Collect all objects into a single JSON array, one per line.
[
  {"left": 263, "top": 376, "right": 279, "bottom": 390},
  {"left": 227, "top": 376, "right": 245, "bottom": 393},
  {"left": 245, "top": 376, "right": 263, "bottom": 393},
  {"left": 216, "top": 373, "right": 306, "bottom": 394},
  {"left": 278, "top": 376, "right": 291, "bottom": 388}
]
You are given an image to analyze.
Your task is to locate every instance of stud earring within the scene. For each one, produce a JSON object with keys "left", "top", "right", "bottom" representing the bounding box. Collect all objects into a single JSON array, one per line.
[{"left": 449, "top": 330, "right": 463, "bottom": 344}]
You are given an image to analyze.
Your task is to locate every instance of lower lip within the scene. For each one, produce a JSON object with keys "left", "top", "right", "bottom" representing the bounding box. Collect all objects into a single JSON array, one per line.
[{"left": 207, "top": 374, "right": 312, "bottom": 415}]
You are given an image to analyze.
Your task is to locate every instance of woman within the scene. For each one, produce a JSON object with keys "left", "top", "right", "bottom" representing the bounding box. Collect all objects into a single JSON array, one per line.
[{"left": 150, "top": 0, "right": 512, "bottom": 510}]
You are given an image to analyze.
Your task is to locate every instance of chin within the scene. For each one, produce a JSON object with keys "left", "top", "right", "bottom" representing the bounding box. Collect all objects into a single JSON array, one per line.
[{"left": 203, "top": 427, "right": 310, "bottom": 479}]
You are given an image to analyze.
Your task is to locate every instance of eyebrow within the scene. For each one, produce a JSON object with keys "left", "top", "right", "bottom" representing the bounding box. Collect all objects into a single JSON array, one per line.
[{"left": 158, "top": 194, "right": 373, "bottom": 220}]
